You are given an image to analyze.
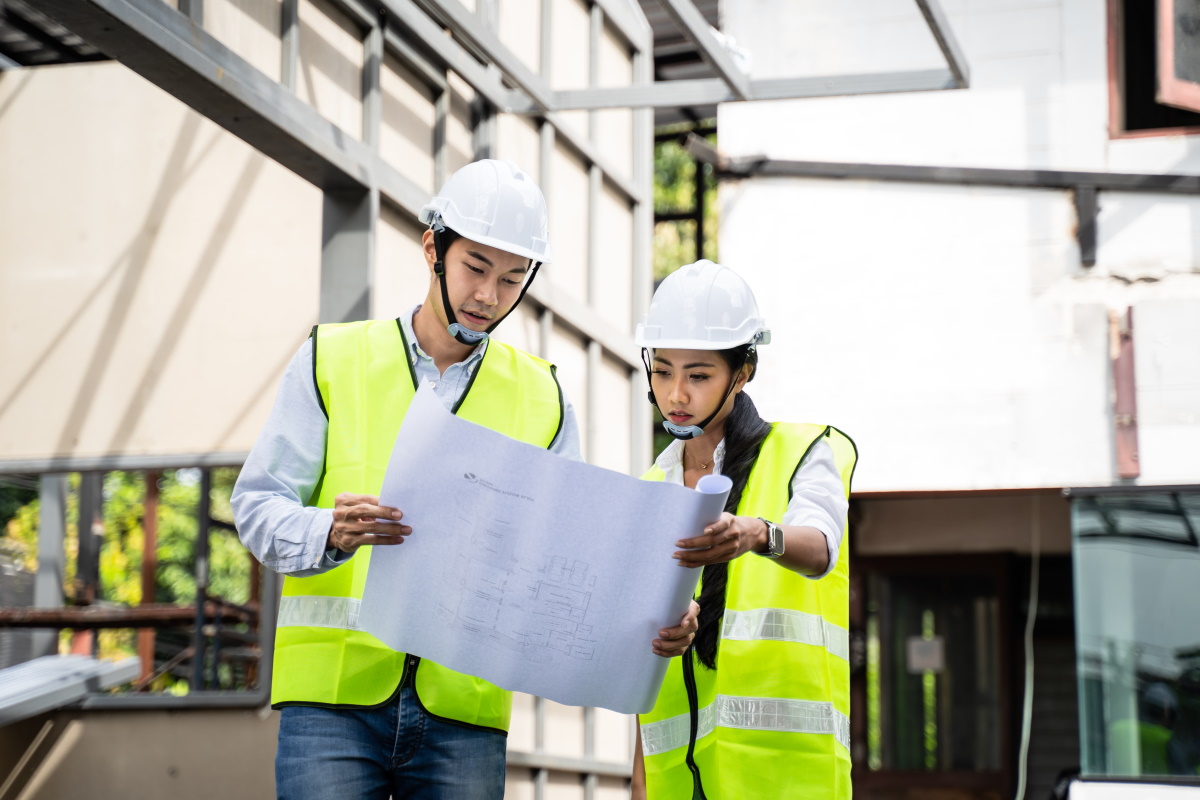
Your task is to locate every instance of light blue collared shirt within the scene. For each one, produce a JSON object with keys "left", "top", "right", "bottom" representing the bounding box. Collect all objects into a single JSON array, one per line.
[{"left": 232, "top": 306, "right": 582, "bottom": 577}]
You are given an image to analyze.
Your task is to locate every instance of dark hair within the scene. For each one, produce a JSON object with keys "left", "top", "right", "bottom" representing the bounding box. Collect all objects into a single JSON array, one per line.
[
  {"left": 433, "top": 225, "right": 462, "bottom": 265},
  {"left": 693, "top": 345, "right": 772, "bottom": 670}
]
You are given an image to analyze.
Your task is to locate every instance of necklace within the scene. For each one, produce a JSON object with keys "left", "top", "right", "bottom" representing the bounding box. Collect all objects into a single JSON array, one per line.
[{"left": 684, "top": 446, "right": 712, "bottom": 470}]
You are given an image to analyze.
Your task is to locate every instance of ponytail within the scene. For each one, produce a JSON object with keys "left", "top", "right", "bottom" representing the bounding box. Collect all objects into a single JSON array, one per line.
[{"left": 692, "top": 348, "right": 772, "bottom": 670}]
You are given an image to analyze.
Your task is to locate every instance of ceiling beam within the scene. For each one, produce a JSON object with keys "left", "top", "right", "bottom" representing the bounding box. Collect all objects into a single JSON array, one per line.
[
  {"left": 914, "top": 0, "right": 970, "bottom": 88},
  {"left": 551, "top": 68, "right": 958, "bottom": 110},
  {"left": 654, "top": 0, "right": 750, "bottom": 100}
]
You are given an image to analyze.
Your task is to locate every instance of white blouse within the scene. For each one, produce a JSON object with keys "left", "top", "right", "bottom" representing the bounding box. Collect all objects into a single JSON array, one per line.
[{"left": 653, "top": 436, "right": 848, "bottom": 579}]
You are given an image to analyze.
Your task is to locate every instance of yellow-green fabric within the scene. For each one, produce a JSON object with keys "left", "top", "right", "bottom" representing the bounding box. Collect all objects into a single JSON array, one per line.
[
  {"left": 272, "top": 318, "right": 563, "bottom": 732},
  {"left": 639, "top": 423, "right": 857, "bottom": 800}
]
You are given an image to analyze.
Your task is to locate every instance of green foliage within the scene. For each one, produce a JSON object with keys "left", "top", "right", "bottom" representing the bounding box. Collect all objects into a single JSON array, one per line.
[
  {"left": 1, "top": 468, "right": 250, "bottom": 670},
  {"left": 653, "top": 130, "right": 720, "bottom": 280}
]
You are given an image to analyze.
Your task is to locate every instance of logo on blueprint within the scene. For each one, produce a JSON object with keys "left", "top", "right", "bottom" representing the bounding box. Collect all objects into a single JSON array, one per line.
[{"left": 461, "top": 472, "right": 533, "bottom": 502}]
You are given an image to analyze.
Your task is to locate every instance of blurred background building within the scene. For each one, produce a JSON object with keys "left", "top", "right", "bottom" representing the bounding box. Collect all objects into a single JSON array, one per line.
[{"left": 1, "top": 0, "right": 1197, "bottom": 798}]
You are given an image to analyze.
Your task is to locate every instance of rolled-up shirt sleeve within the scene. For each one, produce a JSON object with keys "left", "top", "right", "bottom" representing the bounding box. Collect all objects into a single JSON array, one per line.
[
  {"left": 781, "top": 438, "right": 849, "bottom": 580},
  {"left": 232, "top": 338, "right": 345, "bottom": 577}
]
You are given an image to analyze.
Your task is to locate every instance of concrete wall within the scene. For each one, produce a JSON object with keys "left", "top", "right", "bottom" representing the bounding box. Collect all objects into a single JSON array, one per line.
[{"left": 719, "top": 0, "right": 1200, "bottom": 492}]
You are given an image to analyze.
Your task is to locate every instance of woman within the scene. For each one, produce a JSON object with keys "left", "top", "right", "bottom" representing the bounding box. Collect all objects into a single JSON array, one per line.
[{"left": 630, "top": 260, "right": 858, "bottom": 800}]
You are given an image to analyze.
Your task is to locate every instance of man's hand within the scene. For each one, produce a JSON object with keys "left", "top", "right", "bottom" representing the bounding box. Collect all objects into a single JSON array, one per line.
[
  {"left": 652, "top": 599, "right": 700, "bottom": 658},
  {"left": 672, "top": 512, "right": 766, "bottom": 568},
  {"left": 327, "top": 493, "right": 412, "bottom": 553}
]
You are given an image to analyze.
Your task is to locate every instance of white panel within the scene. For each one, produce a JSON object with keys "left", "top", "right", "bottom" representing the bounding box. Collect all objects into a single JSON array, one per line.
[
  {"left": 545, "top": 773, "right": 585, "bottom": 800},
  {"left": 594, "top": 182, "right": 633, "bottom": 333},
  {"left": 592, "top": 355, "right": 631, "bottom": 474},
  {"left": 721, "top": 178, "right": 1121, "bottom": 492},
  {"left": 206, "top": 0, "right": 283, "bottom": 81},
  {"left": 503, "top": 769, "right": 535, "bottom": 800},
  {"left": 596, "top": 777, "right": 631, "bottom": 800},
  {"left": 549, "top": 0, "right": 589, "bottom": 135},
  {"left": 374, "top": 205, "right": 428, "bottom": 321},
  {"left": 594, "top": 23, "right": 632, "bottom": 180},
  {"left": 497, "top": 302, "right": 540, "bottom": 356},
  {"left": 716, "top": 0, "right": 1133, "bottom": 174},
  {"left": 380, "top": 53, "right": 436, "bottom": 194},
  {"left": 547, "top": 323, "right": 588, "bottom": 459},
  {"left": 496, "top": 114, "right": 542, "bottom": 181},
  {"left": 297, "top": 0, "right": 364, "bottom": 140},
  {"left": 542, "top": 699, "right": 584, "bottom": 758},
  {"left": 1097, "top": 194, "right": 1200, "bottom": 275},
  {"left": 593, "top": 707, "right": 632, "bottom": 763},
  {"left": 505, "top": 692, "right": 537, "bottom": 752},
  {"left": 447, "top": 71, "right": 476, "bottom": 175},
  {"left": 498, "top": 0, "right": 541, "bottom": 74},
  {"left": 548, "top": 141, "right": 589, "bottom": 303},
  {"left": 1134, "top": 298, "right": 1200, "bottom": 483},
  {"left": 0, "top": 63, "right": 321, "bottom": 461}
]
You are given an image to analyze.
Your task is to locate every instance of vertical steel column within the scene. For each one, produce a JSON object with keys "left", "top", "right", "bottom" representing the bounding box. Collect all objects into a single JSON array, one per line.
[
  {"left": 31, "top": 474, "right": 67, "bottom": 659},
  {"left": 281, "top": 0, "right": 300, "bottom": 91},
  {"left": 538, "top": 308, "right": 553, "bottom": 361},
  {"left": 72, "top": 472, "right": 103, "bottom": 656},
  {"left": 363, "top": 18, "right": 383, "bottom": 151},
  {"left": 179, "top": 0, "right": 203, "bottom": 25},
  {"left": 533, "top": 695, "right": 547, "bottom": 800},
  {"left": 192, "top": 468, "right": 212, "bottom": 690},
  {"left": 138, "top": 472, "right": 159, "bottom": 682},
  {"left": 586, "top": 341, "right": 601, "bottom": 461},
  {"left": 583, "top": 705, "right": 597, "bottom": 800},
  {"left": 693, "top": 148, "right": 705, "bottom": 261},
  {"left": 630, "top": 48, "right": 654, "bottom": 469},
  {"left": 434, "top": 89, "right": 449, "bottom": 190},
  {"left": 321, "top": 188, "right": 378, "bottom": 323}
]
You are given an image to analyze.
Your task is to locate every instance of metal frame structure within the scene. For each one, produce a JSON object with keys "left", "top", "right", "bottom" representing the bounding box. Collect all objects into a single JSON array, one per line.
[
  {"left": 688, "top": 135, "right": 1200, "bottom": 269},
  {"left": 4, "top": 0, "right": 972, "bottom": 792}
]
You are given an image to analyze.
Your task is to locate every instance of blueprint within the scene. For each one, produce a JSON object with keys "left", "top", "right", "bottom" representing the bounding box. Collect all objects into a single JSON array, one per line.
[{"left": 357, "top": 382, "right": 731, "bottom": 713}]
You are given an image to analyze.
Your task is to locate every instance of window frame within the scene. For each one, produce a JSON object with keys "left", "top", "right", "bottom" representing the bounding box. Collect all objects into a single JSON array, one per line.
[{"left": 1108, "top": 0, "right": 1200, "bottom": 139}]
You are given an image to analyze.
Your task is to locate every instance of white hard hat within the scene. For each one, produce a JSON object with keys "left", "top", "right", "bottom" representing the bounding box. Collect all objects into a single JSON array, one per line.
[
  {"left": 635, "top": 260, "right": 770, "bottom": 350},
  {"left": 419, "top": 159, "right": 552, "bottom": 264}
]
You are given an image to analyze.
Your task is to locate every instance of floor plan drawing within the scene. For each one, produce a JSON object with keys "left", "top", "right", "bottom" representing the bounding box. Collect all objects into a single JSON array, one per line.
[{"left": 436, "top": 537, "right": 606, "bottom": 667}]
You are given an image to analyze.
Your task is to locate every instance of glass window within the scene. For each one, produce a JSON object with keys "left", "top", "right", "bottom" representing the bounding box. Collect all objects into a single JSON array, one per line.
[
  {"left": 866, "top": 571, "right": 1002, "bottom": 771},
  {"left": 1072, "top": 490, "right": 1200, "bottom": 778}
]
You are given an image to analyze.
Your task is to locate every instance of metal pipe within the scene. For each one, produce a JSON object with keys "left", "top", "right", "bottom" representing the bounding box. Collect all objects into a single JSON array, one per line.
[
  {"left": 138, "top": 471, "right": 159, "bottom": 682},
  {"left": 0, "top": 602, "right": 254, "bottom": 628},
  {"left": 192, "top": 468, "right": 212, "bottom": 690}
]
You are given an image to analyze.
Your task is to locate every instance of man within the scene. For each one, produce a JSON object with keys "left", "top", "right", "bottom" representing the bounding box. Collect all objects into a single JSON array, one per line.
[{"left": 233, "top": 159, "right": 698, "bottom": 799}]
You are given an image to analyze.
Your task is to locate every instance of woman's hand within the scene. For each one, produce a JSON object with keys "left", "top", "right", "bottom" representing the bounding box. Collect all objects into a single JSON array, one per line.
[
  {"left": 327, "top": 493, "right": 412, "bottom": 553},
  {"left": 672, "top": 513, "right": 767, "bottom": 568},
  {"left": 652, "top": 599, "right": 700, "bottom": 658}
]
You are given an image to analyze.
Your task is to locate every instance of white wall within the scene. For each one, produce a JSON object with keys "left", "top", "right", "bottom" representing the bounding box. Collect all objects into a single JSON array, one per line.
[{"left": 719, "top": 0, "right": 1200, "bottom": 491}]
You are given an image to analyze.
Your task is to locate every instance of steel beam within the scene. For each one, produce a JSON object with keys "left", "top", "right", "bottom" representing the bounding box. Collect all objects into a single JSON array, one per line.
[
  {"left": 592, "top": 0, "right": 652, "bottom": 54},
  {"left": 414, "top": 0, "right": 554, "bottom": 110},
  {"left": 915, "top": 0, "right": 970, "bottom": 89},
  {"left": 654, "top": 0, "right": 749, "bottom": 100},
  {"left": 524, "top": 281, "right": 639, "bottom": 371},
  {"left": 0, "top": 602, "right": 254, "bottom": 628},
  {"left": 32, "top": 475, "right": 67, "bottom": 658},
  {"left": 0, "top": 451, "right": 248, "bottom": 476},
  {"left": 506, "top": 750, "right": 632, "bottom": 779},
  {"left": 704, "top": 153, "right": 1200, "bottom": 195},
  {"left": 551, "top": 69, "right": 958, "bottom": 110}
]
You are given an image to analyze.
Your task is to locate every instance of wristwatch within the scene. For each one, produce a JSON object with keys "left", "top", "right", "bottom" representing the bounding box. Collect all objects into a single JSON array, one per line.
[{"left": 756, "top": 518, "right": 785, "bottom": 559}]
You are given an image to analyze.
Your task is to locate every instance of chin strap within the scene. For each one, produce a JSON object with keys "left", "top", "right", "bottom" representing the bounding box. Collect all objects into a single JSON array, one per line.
[
  {"left": 640, "top": 348, "right": 745, "bottom": 441},
  {"left": 432, "top": 216, "right": 541, "bottom": 346}
]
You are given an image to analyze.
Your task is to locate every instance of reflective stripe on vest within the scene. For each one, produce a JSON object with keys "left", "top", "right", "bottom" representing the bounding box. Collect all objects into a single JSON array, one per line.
[
  {"left": 276, "top": 595, "right": 361, "bottom": 630},
  {"left": 270, "top": 318, "right": 564, "bottom": 727},
  {"left": 641, "top": 695, "right": 851, "bottom": 757},
  {"left": 721, "top": 607, "right": 850, "bottom": 662}
]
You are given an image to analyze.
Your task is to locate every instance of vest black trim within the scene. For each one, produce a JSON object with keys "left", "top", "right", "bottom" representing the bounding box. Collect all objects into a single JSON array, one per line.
[{"left": 310, "top": 324, "right": 328, "bottom": 419}]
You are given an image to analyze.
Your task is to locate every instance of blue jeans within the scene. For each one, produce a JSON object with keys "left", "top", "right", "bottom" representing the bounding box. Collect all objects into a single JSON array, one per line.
[{"left": 275, "top": 685, "right": 506, "bottom": 800}]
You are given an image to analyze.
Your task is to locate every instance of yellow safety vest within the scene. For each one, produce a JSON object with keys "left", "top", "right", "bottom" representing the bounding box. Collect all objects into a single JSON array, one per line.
[
  {"left": 640, "top": 423, "right": 857, "bottom": 799},
  {"left": 271, "top": 318, "right": 564, "bottom": 732}
]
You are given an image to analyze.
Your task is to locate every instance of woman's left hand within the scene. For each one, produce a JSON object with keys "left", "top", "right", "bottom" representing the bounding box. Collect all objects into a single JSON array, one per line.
[{"left": 673, "top": 513, "right": 766, "bottom": 568}]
